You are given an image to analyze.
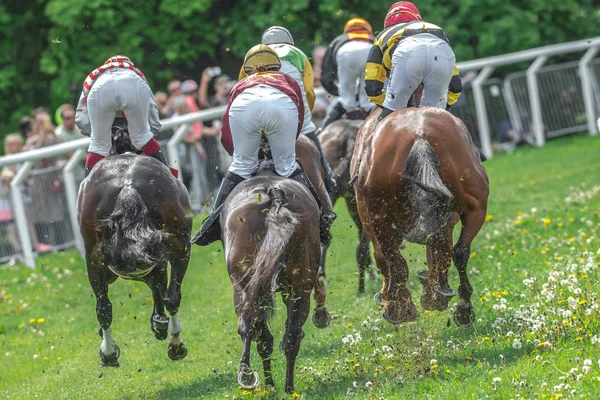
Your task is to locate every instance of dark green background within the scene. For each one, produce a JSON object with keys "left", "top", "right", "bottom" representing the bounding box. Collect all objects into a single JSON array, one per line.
[{"left": 1, "top": 0, "right": 598, "bottom": 136}]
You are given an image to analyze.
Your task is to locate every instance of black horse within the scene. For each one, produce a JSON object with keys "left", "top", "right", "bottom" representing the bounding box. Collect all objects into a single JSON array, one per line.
[{"left": 78, "top": 119, "right": 192, "bottom": 366}]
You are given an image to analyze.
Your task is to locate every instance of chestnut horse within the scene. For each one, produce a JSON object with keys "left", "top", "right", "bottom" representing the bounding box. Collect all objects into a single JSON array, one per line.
[
  {"left": 351, "top": 107, "right": 489, "bottom": 327},
  {"left": 319, "top": 119, "right": 374, "bottom": 292},
  {"left": 78, "top": 120, "right": 192, "bottom": 366},
  {"left": 222, "top": 166, "right": 329, "bottom": 394}
]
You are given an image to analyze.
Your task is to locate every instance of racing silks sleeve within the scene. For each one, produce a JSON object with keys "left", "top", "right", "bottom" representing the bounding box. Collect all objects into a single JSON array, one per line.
[
  {"left": 302, "top": 59, "right": 316, "bottom": 110},
  {"left": 446, "top": 65, "right": 462, "bottom": 107},
  {"left": 364, "top": 42, "right": 387, "bottom": 107}
]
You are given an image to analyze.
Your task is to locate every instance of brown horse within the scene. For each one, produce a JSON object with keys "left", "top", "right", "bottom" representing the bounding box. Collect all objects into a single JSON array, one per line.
[
  {"left": 78, "top": 121, "right": 192, "bottom": 366},
  {"left": 222, "top": 167, "right": 329, "bottom": 394},
  {"left": 319, "top": 119, "right": 374, "bottom": 292},
  {"left": 351, "top": 107, "right": 489, "bottom": 327}
]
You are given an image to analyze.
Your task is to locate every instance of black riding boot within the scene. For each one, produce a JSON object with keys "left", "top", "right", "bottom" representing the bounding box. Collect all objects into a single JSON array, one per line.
[
  {"left": 289, "top": 166, "right": 337, "bottom": 246},
  {"left": 305, "top": 130, "right": 336, "bottom": 193},
  {"left": 190, "top": 172, "right": 245, "bottom": 246},
  {"left": 319, "top": 100, "right": 346, "bottom": 131},
  {"left": 375, "top": 107, "right": 393, "bottom": 126},
  {"left": 148, "top": 150, "right": 169, "bottom": 168}
]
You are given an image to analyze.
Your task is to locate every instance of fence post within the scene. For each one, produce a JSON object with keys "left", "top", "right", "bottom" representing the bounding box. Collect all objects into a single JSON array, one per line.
[
  {"left": 503, "top": 76, "right": 525, "bottom": 137},
  {"left": 167, "top": 124, "right": 190, "bottom": 183},
  {"left": 526, "top": 55, "right": 548, "bottom": 147},
  {"left": 63, "top": 148, "right": 86, "bottom": 258},
  {"left": 10, "top": 161, "right": 35, "bottom": 268},
  {"left": 472, "top": 66, "right": 495, "bottom": 159},
  {"left": 579, "top": 46, "right": 599, "bottom": 135}
]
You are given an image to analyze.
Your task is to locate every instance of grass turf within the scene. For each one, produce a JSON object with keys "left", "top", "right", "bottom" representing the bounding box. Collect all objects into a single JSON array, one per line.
[{"left": 1, "top": 133, "right": 599, "bottom": 399}]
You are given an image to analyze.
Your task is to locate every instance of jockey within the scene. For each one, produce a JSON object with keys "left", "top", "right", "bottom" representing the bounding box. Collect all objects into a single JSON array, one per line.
[
  {"left": 365, "top": 2, "right": 462, "bottom": 124},
  {"left": 75, "top": 55, "right": 176, "bottom": 177},
  {"left": 248, "top": 26, "right": 337, "bottom": 193},
  {"left": 191, "top": 45, "right": 336, "bottom": 246},
  {"left": 319, "top": 17, "right": 375, "bottom": 129}
]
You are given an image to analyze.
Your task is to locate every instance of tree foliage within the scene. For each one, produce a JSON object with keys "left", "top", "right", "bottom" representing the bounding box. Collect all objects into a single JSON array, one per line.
[{"left": 0, "top": 0, "right": 598, "bottom": 135}]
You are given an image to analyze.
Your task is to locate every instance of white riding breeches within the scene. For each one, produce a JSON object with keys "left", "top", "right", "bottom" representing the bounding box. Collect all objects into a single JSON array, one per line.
[
  {"left": 336, "top": 40, "right": 372, "bottom": 111},
  {"left": 87, "top": 70, "right": 154, "bottom": 156},
  {"left": 228, "top": 85, "right": 299, "bottom": 179},
  {"left": 383, "top": 34, "right": 455, "bottom": 111},
  {"left": 279, "top": 60, "right": 317, "bottom": 135}
]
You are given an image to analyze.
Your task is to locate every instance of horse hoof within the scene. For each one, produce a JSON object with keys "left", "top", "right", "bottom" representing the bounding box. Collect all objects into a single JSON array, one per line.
[
  {"left": 374, "top": 292, "right": 385, "bottom": 307},
  {"left": 167, "top": 343, "right": 187, "bottom": 361},
  {"left": 382, "top": 302, "right": 418, "bottom": 325},
  {"left": 416, "top": 269, "right": 428, "bottom": 286},
  {"left": 237, "top": 369, "right": 259, "bottom": 390},
  {"left": 434, "top": 285, "right": 457, "bottom": 299},
  {"left": 453, "top": 305, "right": 476, "bottom": 328},
  {"left": 152, "top": 315, "right": 169, "bottom": 340},
  {"left": 312, "top": 307, "right": 331, "bottom": 329},
  {"left": 99, "top": 344, "right": 120, "bottom": 367}
]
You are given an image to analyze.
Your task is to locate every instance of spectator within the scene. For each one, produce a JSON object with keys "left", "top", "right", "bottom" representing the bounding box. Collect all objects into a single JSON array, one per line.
[
  {"left": 1, "top": 134, "right": 52, "bottom": 254},
  {"left": 165, "top": 79, "right": 182, "bottom": 114},
  {"left": 181, "top": 80, "right": 204, "bottom": 139},
  {"left": 173, "top": 96, "right": 203, "bottom": 189},
  {"left": 25, "top": 122, "right": 68, "bottom": 246},
  {"left": 18, "top": 117, "right": 34, "bottom": 140},
  {"left": 199, "top": 68, "right": 233, "bottom": 108},
  {"left": 154, "top": 91, "right": 174, "bottom": 141},
  {"left": 54, "top": 104, "right": 84, "bottom": 141}
]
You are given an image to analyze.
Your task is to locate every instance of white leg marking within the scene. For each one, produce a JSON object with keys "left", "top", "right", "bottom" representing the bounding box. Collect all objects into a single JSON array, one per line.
[
  {"left": 169, "top": 313, "right": 182, "bottom": 335},
  {"left": 101, "top": 327, "right": 116, "bottom": 355}
]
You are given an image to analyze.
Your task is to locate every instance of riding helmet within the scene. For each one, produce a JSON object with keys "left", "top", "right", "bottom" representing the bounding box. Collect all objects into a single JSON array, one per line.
[
  {"left": 343, "top": 17, "right": 373, "bottom": 35},
  {"left": 384, "top": 2, "right": 422, "bottom": 28},
  {"left": 243, "top": 44, "right": 281, "bottom": 74},
  {"left": 261, "top": 26, "right": 294, "bottom": 45},
  {"left": 104, "top": 55, "right": 134, "bottom": 65}
]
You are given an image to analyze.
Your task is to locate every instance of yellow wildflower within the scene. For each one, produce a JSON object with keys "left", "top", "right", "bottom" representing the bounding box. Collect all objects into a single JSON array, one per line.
[
  {"left": 37, "top": 318, "right": 45, "bottom": 323},
  {"left": 480, "top": 296, "right": 488, "bottom": 301},
  {"left": 29, "top": 319, "right": 35, "bottom": 324},
  {"left": 241, "top": 390, "right": 252, "bottom": 395},
  {"left": 522, "top": 229, "right": 529, "bottom": 234},
  {"left": 543, "top": 218, "right": 551, "bottom": 227},
  {"left": 485, "top": 215, "right": 493, "bottom": 222},
  {"left": 515, "top": 220, "right": 522, "bottom": 225},
  {"left": 557, "top": 223, "right": 563, "bottom": 228},
  {"left": 345, "top": 322, "right": 353, "bottom": 329},
  {"left": 516, "top": 211, "right": 523, "bottom": 216},
  {"left": 2, "top": 294, "right": 8, "bottom": 301},
  {"left": 568, "top": 237, "right": 576, "bottom": 243},
  {"left": 57, "top": 357, "right": 62, "bottom": 361},
  {"left": 291, "top": 392, "right": 300, "bottom": 399},
  {"left": 386, "top": 366, "right": 393, "bottom": 372},
  {"left": 471, "top": 252, "right": 477, "bottom": 257},
  {"left": 569, "top": 217, "right": 574, "bottom": 223},
  {"left": 18, "top": 324, "right": 24, "bottom": 329},
  {"left": 43, "top": 357, "right": 48, "bottom": 361}
]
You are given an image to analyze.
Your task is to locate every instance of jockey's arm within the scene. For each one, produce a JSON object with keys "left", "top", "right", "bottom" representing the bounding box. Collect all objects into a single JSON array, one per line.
[
  {"left": 148, "top": 92, "right": 162, "bottom": 135},
  {"left": 302, "top": 59, "right": 316, "bottom": 110},
  {"left": 320, "top": 46, "right": 339, "bottom": 97},
  {"left": 364, "top": 42, "right": 387, "bottom": 107},
  {"left": 446, "top": 66, "right": 463, "bottom": 109},
  {"left": 75, "top": 92, "right": 91, "bottom": 136}
]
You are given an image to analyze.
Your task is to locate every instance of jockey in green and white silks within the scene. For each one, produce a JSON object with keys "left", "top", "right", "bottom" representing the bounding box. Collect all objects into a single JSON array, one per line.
[{"left": 237, "top": 26, "right": 336, "bottom": 193}]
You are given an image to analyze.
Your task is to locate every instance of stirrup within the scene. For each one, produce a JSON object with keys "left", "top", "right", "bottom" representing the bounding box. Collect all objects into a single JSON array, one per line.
[{"left": 190, "top": 204, "right": 224, "bottom": 245}]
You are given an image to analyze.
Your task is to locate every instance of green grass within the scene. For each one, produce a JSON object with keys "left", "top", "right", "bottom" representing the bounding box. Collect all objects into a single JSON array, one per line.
[{"left": 1, "top": 134, "right": 600, "bottom": 399}]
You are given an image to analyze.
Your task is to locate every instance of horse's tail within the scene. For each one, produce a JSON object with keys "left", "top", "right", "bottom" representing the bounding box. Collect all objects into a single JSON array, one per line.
[
  {"left": 241, "top": 186, "right": 298, "bottom": 325},
  {"left": 404, "top": 138, "right": 453, "bottom": 201},
  {"left": 98, "top": 185, "right": 169, "bottom": 272}
]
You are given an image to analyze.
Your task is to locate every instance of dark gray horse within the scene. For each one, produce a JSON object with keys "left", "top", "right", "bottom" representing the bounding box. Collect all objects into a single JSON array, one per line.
[
  {"left": 222, "top": 168, "right": 330, "bottom": 394},
  {"left": 78, "top": 120, "right": 192, "bottom": 366}
]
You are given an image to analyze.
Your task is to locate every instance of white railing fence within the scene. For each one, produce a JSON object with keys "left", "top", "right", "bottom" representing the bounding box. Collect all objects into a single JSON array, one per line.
[{"left": 0, "top": 37, "right": 598, "bottom": 268}]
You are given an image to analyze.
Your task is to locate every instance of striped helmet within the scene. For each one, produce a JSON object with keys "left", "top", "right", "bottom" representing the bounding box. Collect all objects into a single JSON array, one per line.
[
  {"left": 104, "top": 55, "right": 134, "bottom": 65},
  {"left": 262, "top": 26, "right": 294, "bottom": 45},
  {"left": 384, "top": 2, "right": 422, "bottom": 28},
  {"left": 243, "top": 44, "right": 281, "bottom": 74},
  {"left": 344, "top": 17, "right": 373, "bottom": 35}
]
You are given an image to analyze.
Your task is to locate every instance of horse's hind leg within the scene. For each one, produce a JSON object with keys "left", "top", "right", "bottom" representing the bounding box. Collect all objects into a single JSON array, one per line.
[
  {"left": 453, "top": 210, "right": 486, "bottom": 328},
  {"left": 237, "top": 310, "right": 260, "bottom": 390},
  {"left": 312, "top": 266, "right": 331, "bottom": 329},
  {"left": 166, "top": 250, "right": 190, "bottom": 361},
  {"left": 420, "top": 224, "right": 456, "bottom": 311},
  {"left": 143, "top": 264, "right": 169, "bottom": 340},
  {"left": 372, "top": 225, "right": 417, "bottom": 324},
  {"left": 87, "top": 262, "right": 120, "bottom": 367},
  {"left": 256, "top": 322, "right": 274, "bottom": 387},
  {"left": 281, "top": 291, "right": 311, "bottom": 394}
]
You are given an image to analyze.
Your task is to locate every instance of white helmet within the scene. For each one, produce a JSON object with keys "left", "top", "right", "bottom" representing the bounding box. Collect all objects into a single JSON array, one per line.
[{"left": 261, "top": 26, "right": 294, "bottom": 45}]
